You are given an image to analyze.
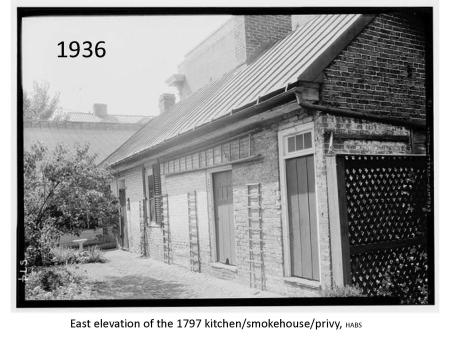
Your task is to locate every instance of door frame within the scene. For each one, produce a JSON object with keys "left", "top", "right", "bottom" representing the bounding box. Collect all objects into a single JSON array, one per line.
[
  {"left": 206, "top": 165, "right": 234, "bottom": 264},
  {"left": 278, "top": 122, "right": 321, "bottom": 285},
  {"left": 117, "top": 179, "right": 130, "bottom": 250}
]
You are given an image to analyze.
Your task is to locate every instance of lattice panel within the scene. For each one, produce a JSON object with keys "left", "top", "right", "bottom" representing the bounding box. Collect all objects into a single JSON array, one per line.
[
  {"left": 350, "top": 243, "right": 428, "bottom": 302},
  {"left": 337, "top": 155, "right": 430, "bottom": 304},
  {"left": 343, "top": 156, "right": 428, "bottom": 246}
]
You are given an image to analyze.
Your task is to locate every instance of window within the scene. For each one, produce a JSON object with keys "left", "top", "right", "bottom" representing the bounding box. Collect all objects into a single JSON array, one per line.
[
  {"left": 147, "top": 163, "right": 162, "bottom": 224},
  {"left": 147, "top": 174, "right": 155, "bottom": 223},
  {"left": 213, "top": 146, "right": 222, "bottom": 164},
  {"left": 160, "top": 135, "right": 254, "bottom": 175},
  {"left": 286, "top": 131, "right": 312, "bottom": 153},
  {"left": 180, "top": 156, "right": 186, "bottom": 171}
]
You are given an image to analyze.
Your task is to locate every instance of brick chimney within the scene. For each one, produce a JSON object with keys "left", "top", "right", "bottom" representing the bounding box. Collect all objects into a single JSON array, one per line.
[
  {"left": 244, "top": 15, "right": 292, "bottom": 63},
  {"left": 159, "top": 93, "right": 176, "bottom": 114},
  {"left": 93, "top": 103, "right": 108, "bottom": 118},
  {"left": 291, "top": 15, "right": 319, "bottom": 30}
]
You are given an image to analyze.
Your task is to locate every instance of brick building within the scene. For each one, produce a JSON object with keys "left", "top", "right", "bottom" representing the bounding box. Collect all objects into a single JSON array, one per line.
[{"left": 102, "top": 13, "right": 430, "bottom": 297}]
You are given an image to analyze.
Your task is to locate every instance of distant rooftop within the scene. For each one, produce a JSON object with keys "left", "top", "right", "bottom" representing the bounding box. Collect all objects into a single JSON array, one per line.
[
  {"left": 56, "top": 103, "right": 152, "bottom": 125},
  {"left": 65, "top": 112, "right": 151, "bottom": 124},
  {"left": 24, "top": 120, "right": 145, "bottom": 164}
]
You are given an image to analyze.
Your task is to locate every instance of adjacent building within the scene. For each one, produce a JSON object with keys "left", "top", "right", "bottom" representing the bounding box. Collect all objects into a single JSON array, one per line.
[{"left": 24, "top": 104, "right": 151, "bottom": 164}]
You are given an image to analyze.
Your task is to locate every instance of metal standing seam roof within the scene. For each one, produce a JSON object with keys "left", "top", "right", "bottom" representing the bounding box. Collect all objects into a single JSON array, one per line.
[{"left": 104, "top": 14, "right": 362, "bottom": 167}]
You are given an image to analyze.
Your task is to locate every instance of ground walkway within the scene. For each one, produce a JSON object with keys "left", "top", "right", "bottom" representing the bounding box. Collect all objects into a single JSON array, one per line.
[{"left": 70, "top": 249, "right": 282, "bottom": 299}]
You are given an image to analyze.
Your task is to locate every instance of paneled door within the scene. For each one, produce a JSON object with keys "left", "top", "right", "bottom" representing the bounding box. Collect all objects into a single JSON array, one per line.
[
  {"left": 213, "top": 171, "right": 236, "bottom": 265},
  {"left": 286, "top": 155, "right": 319, "bottom": 280}
]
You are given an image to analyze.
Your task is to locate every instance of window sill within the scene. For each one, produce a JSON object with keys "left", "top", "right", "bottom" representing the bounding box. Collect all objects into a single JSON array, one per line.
[
  {"left": 146, "top": 222, "right": 161, "bottom": 229},
  {"left": 284, "top": 277, "right": 321, "bottom": 289},
  {"left": 210, "top": 262, "right": 238, "bottom": 272}
]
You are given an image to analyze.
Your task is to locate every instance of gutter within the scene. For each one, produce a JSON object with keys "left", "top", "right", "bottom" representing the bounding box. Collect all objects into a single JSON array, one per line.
[{"left": 110, "top": 85, "right": 427, "bottom": 170}]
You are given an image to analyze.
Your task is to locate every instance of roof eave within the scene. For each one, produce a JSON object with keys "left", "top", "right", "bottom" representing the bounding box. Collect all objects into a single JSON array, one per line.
[{"left": 107, "top": 85, "right": 300, "bottom": 169}]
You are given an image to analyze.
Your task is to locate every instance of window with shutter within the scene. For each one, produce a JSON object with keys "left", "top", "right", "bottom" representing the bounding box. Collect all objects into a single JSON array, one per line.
[
  {"left": 152, "top": 163, "right": 163, "bottom": 225},
  {"left": 147, "top": 163, "right": 163, "bottom": 225},
  {"left": 147, "top": 174, "right": 156, "bottom": 223}
]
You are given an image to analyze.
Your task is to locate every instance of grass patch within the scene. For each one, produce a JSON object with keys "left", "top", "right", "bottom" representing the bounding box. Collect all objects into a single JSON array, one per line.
[
  {"left": 51, "top": 246, "right": 107, "bottom": 265},
  {"left": 321, "top": 285, "right": 366, "bottom": 297}
]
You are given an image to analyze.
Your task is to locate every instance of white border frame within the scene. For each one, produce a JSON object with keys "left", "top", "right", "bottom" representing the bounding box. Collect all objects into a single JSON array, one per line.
[{"left": 278, "top": 122, "right": 321, "bottom": 287}]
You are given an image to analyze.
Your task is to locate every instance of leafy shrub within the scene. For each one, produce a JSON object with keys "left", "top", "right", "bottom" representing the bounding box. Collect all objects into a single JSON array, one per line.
[
  {"left": 321, "top": 285, "right": 366, "bottom": 297},
  {"left": 79, "top": 246, "right": 106, "bottom": 264},
  {"left": 24, "top": 143, "right": 119, "bottom": 266},
  {"left": 25, "top": 266, "right": 91, "bottom": 300},
  {"left": 51, "top": 246, "right": 106, "bottom": 265}
]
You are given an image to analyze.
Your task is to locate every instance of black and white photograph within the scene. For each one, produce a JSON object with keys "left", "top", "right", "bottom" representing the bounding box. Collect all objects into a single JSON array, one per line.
[{"left": 16, "top": 6, "right": 434, "bottom": 307}]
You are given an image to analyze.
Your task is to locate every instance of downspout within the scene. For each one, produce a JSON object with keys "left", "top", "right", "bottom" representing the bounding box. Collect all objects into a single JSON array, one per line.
[{"left": 141, "top": 166, "right": 148, "bottom": 256}]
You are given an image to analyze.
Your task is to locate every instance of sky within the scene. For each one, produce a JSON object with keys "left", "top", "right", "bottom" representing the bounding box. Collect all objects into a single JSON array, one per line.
[{"left": 22, "top": 15, "right": 231, "bottom": 117}]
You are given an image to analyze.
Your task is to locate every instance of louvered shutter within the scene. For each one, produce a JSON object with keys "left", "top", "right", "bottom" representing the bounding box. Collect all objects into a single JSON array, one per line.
[
  {"left": 152, "top": 163, "right": 162, "bottom": 224},
  {"left": 147, "top": 175, "right": 156, "bottom": 222}
]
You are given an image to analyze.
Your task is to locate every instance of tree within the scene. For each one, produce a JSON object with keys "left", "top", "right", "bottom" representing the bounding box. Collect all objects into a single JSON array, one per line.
[
  {"left": 23, "top": 81, "right": 60, "bottom": 120},
  {"left": 24, "top": 143, "right": 119, "bottom": 266}
]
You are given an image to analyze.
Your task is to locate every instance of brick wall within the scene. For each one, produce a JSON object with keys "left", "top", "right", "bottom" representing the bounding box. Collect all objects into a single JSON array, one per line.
[
  {"left": 155, "top": 123, "right": 321, "bottom": 296},
  {"left": 321, "top": 13, "right": 426, "bottom": 121},
  {"left": 161, "top": 170, "right": 211, "bottom": 270},
  {"left": 147, "top": 226, "right": 164, "bottom": 261},
  {"left": 231, "top": 128, "right": 283, "bottom": 286}
]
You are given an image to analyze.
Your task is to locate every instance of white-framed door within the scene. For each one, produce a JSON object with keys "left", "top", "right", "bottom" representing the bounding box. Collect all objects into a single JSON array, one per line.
[{"left": 278, "top": 122, "right": 321, "bottom": 283}]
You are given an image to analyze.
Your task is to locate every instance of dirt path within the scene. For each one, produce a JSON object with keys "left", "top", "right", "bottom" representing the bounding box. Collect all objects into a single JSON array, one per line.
[{"left": 69, "top": 249, "right": 282, "bottom": 299}]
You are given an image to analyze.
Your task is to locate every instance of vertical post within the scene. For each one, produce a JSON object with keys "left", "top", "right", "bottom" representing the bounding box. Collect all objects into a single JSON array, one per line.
[
  {"left": 326, "top": 155, "right": 351, "bottom": 287},
  {"left": 238, "top": 137, "right": 241, "bottom": 159},
  {"left": 141, "top": 166, "right": 148, "bottom": 256},
  {"left": 336, "top": 156, "right": 351, "bottom": 286}
]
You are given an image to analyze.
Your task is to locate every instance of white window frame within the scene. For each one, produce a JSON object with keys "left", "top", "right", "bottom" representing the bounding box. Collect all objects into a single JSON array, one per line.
[
  {"left": 278, "top": 122, "right": 321, "bottom": 287},
  {"left": 144, "top": 166, "right": 157, "bottom": 226}
]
